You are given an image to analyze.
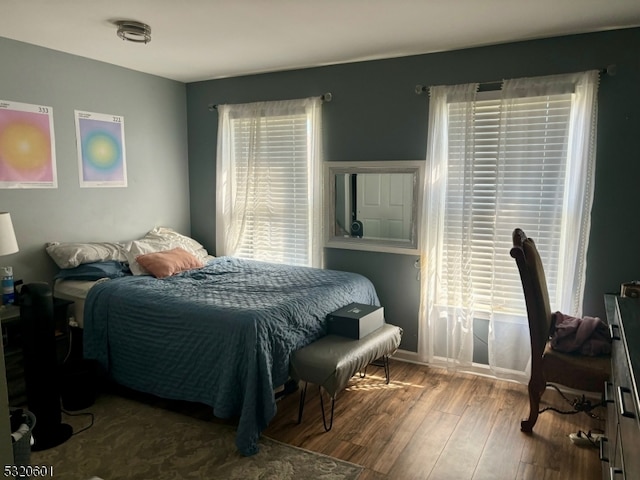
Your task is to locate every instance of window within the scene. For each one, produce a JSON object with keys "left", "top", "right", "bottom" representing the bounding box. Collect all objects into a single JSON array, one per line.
[
  {"left": 445, "top": 92, "right": 574, "bottom": 315},
  {"left": 419, "top": 71, "right": 599, "bottom": 378},
  {"left": 216, "top": 98, "right": 323, "bottom": 267}
]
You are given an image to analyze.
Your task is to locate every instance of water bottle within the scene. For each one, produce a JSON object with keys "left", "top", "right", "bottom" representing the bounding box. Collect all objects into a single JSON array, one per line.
[{"left": 2, "top": 266, "right": 14, "bottom": 305}]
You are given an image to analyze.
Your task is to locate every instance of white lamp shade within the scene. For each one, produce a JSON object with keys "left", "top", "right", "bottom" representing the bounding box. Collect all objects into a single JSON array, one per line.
[{"left": 0, "top": 212, "right": 19, "bottom": 256}]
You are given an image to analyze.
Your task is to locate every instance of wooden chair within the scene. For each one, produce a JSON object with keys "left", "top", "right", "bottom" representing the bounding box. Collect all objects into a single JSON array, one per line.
[{"left": 510, "top": 228, "right": 610, "bottom": 432}]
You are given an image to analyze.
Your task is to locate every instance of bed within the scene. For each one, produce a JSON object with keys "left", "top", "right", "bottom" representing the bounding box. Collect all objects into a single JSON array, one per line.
[
  {"left": 77, "top": 255, "right": 379, "bottom": 456},
  {"left": 54, "top": 279, "right": 105, "bottom": 328}
]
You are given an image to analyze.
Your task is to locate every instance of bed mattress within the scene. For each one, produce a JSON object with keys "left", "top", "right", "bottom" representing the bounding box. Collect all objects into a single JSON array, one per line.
[{"left": 54, "top": 279, "right": 106, "bottom": 328}]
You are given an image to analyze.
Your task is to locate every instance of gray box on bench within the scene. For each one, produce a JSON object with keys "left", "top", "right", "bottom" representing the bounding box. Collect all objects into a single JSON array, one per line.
[{"left": 327, "top": 303, "right": 384, "bottom": 339}]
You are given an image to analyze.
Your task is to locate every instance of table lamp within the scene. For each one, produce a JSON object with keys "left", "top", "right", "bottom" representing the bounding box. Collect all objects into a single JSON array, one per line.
[{"left": 0, "top": 212, "right": 18, "bottom": 306}]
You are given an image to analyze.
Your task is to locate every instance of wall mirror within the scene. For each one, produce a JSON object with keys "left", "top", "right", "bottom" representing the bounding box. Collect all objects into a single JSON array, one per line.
[{"left": 325, "top": 161, "right": 424, "bottom": 254}]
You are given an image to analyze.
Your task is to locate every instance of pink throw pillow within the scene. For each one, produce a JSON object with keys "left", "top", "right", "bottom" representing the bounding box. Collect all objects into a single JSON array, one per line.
[{"left": 135, "top": 247, "right": 204, "bottom": 278}]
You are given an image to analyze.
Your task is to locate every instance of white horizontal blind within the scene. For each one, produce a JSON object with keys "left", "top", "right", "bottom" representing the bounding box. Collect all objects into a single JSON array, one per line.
[
  {"left": 230, "top": 111, "right": 311, "bottom": 266},
  {"left": 443, "top": 92, "right": 574, "bottom": 316}
]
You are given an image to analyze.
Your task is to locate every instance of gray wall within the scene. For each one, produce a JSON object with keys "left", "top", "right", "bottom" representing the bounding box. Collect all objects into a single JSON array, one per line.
[
  {"left": 187, "top": 28, "right": 640, "bottom": 352},
  {"left": 0, "top": 38, "right": 191, "bottom": 285}
]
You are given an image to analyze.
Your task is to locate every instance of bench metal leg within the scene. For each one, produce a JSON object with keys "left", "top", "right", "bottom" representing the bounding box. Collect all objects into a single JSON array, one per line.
[
  {"left": 297, "top": 381, "right": 308, "bottom": 424},
  {"left": 297, "top": 355, "right": 394, "bottom": 431},
  {"left": 298, "top": 382, "right": 336, "bottom": 431},
  {"left": 361, "top": 355, "right": 391, "bottom": 384},
  {"left": 382, "top": 355, "right": 390, "bottom": 384},
  {"left": 319, "top": 386, "right": 336, "bottom": 432}
]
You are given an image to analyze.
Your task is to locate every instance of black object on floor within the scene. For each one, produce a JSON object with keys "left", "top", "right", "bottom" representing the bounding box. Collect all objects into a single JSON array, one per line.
[
  {"left": 19, "top": 282, "right": 73, "bottom": 450},
  {"left": 60, "top": 359, "right": 98, "bottom": 411}
]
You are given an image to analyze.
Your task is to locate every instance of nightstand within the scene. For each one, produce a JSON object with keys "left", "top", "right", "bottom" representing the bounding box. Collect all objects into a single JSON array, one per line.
[
  {"left": 1, "top": 304, "right": 26, "bottom": 405},
  {"left": 0, "top": 303, "right": 21, "bottom": 323},
  {"left": 1, "top": 304, "right": 21, "bottom": 352},
  {"left": 1, "top": 304, "right": 20, "bottom": 342}
]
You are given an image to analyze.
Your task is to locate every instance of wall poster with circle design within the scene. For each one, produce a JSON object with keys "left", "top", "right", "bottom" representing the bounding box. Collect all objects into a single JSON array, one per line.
[
  {"left": 75, "top": 110, "right": 127, "bottom": 188},
  {"left": 0, "top": 99, "right": 57, "bottom": 188}
]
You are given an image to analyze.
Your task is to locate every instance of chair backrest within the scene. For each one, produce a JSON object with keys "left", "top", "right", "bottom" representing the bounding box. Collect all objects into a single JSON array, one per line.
[{"left": 510, "top": 228, "right": 554, "bottom": 359}]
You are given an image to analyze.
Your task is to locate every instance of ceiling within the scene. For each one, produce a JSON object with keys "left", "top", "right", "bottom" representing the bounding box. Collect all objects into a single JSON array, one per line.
[{"left": 2, "top": 1, "right": 640, "bottom": 83}]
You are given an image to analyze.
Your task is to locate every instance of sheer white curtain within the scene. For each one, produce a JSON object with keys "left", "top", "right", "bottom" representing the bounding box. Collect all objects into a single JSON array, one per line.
[
  {"left": 419, "top": 71, "right": 599, "bottom": 381},
  {"left": 418, "top": 83, "right": 479, "bottom": 371},
  {"left": 215, "top": 97, "right": 323, "bottom": 267}
]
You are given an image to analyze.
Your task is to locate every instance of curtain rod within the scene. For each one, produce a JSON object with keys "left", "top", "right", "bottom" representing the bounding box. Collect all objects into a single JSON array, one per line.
[
  {"left": 414, "top": 65, "right": 617, "bottom": 95},
  {"left": 208, "top": 92, "right": 333, "bottom": 112}
]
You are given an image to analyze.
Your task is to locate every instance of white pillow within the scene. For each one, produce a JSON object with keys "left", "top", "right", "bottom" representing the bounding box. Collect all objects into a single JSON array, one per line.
[
  {"left": 125, "top": 227, "right": 212, "bottom": 275},
  {"left": 143, "top": 227, "right": 210, "bottom": 260},
  {"left": 125, "top": 239, "right": 174, "bottom": 275},
  {"left": 46, "top": 242, "right": 128, "bottom": 269}
]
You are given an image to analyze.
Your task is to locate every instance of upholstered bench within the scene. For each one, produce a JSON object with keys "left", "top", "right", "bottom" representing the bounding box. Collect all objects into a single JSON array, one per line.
[{"left": 290, "top": 323, "right": 403, "bottom": 431}]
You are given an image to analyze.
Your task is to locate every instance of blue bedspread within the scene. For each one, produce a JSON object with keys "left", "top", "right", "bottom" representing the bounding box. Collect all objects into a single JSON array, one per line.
[{"left": 83, "top": 256, "right": 379, "bottom": 455}]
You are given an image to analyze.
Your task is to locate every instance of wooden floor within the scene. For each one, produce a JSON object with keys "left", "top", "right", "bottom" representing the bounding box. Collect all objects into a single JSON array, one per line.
[{"left": 264, "top": 360, "right": 604, "bottom": 480}]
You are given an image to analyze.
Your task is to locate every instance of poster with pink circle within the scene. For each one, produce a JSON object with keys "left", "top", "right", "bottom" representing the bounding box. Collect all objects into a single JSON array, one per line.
[{"left": 0, "top": 100, "right": 57, "bottom": 188}]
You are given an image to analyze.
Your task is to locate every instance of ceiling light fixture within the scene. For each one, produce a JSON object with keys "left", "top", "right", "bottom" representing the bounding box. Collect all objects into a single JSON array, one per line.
[{"left": 116, "top": 20, "right": 151, "bottom": 44}]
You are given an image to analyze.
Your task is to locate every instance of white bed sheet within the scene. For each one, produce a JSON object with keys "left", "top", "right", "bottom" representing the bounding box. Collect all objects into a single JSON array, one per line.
[{"left": 54, "top": 279, "right": 106, "bottom": 328}]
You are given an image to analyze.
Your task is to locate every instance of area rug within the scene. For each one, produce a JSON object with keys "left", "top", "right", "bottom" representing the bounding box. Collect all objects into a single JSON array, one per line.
[{"left": 30, "top": 393, "right": 362, "bottom": 480}]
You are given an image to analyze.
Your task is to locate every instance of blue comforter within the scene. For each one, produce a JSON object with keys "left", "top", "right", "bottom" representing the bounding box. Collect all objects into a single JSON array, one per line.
[{"left": 83, "top": 256, "right": 379, "bottom": 455}]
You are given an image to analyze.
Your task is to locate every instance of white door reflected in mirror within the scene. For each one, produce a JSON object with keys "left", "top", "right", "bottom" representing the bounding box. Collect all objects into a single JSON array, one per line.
[
  {"left": 325, "top": 161, "right": 423, "bottom": 254},
  {"left": 356, "top": 173, "right": 413, "bottom": 241}
]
